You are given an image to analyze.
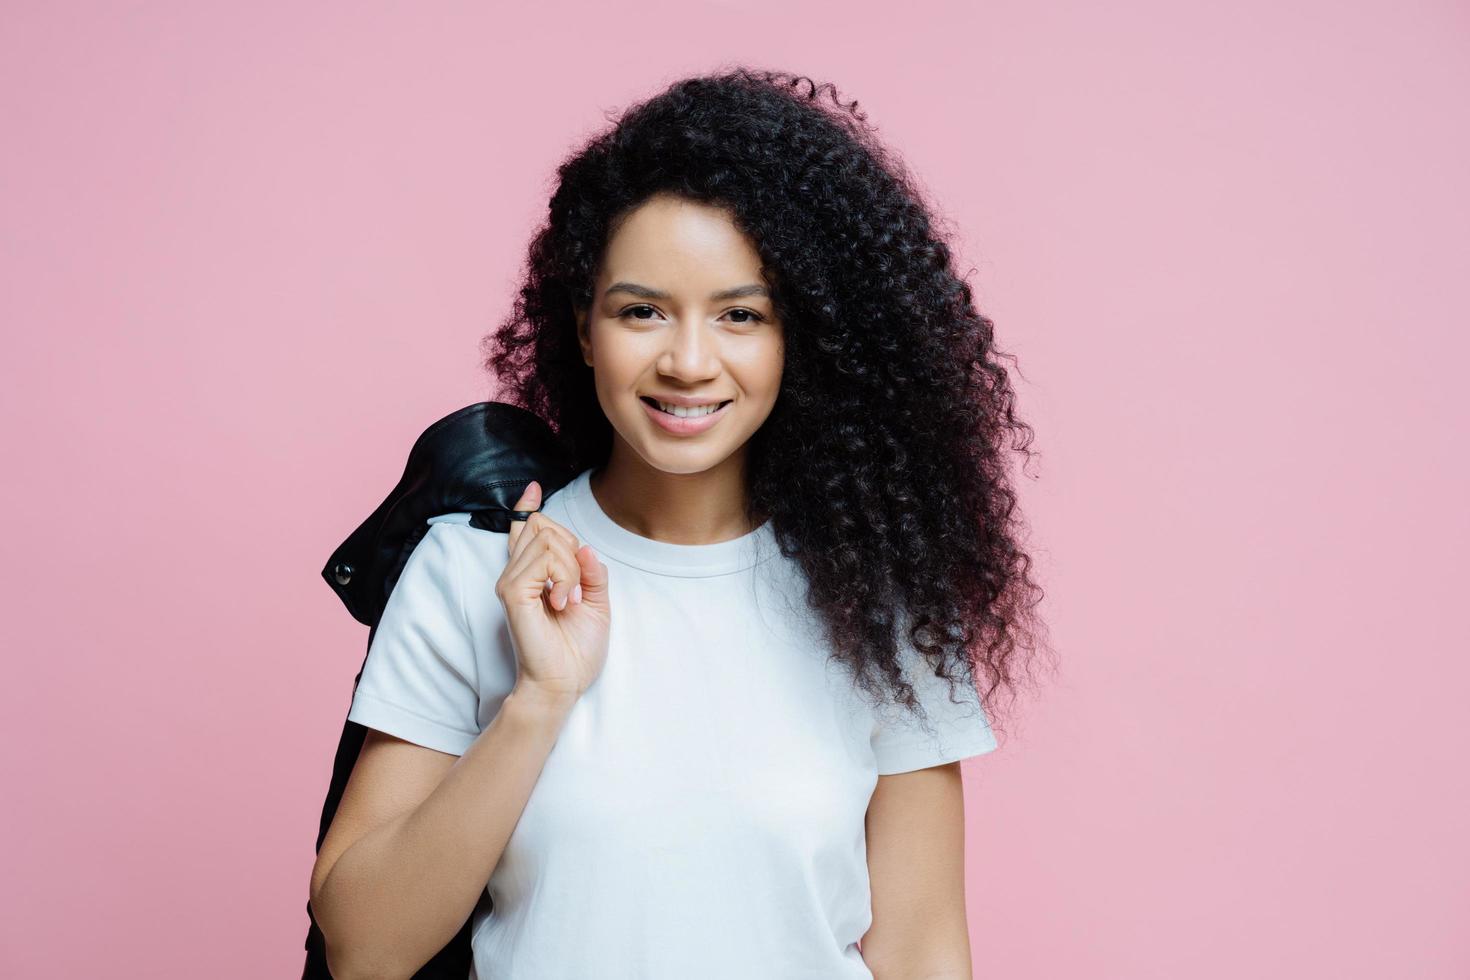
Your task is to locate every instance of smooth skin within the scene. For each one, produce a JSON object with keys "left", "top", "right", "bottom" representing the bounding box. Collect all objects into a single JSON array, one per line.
[{"left": 309, "top": 192, "right": 975, "bottom": 979}]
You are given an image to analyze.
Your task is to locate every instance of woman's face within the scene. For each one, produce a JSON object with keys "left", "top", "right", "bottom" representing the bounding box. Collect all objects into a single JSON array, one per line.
[{"left": 575, "top": 193, "right": 785, "bottom": 477}]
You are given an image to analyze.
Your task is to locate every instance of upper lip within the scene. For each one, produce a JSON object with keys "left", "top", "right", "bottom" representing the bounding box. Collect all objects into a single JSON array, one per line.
[{"left": 641, "top": 393, "right": 732, "bottom": 407}]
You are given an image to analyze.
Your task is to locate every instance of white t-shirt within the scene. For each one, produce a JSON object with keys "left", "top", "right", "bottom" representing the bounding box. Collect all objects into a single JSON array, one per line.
[{"left": 346, "top": 466, "right": 998, "bottom": 979}]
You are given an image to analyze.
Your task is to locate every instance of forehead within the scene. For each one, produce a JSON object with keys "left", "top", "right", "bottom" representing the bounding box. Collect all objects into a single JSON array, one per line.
[{"left": 599, "top": 195, "right": 764, "bottom": 288}]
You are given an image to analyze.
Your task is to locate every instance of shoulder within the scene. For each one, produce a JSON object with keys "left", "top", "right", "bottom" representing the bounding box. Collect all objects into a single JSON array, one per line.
[
  {"left": 421, "top": 514, "right": 511, "bottom": 589},
  {"left": 422, "top": 479, "right": 577, "bottom": 590}
]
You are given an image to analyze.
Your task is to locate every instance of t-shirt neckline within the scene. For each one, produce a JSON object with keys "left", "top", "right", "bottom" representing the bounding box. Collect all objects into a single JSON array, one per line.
[{"left": 559, "top": 467, "right": 779, "bottom": 578}]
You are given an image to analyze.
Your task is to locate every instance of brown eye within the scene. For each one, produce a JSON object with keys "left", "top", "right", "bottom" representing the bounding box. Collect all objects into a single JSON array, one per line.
[
  {"left": 619, "top": 305, "right": 658, "bottom": 320},
  {"left": 727, "top": 308, "right": 764, "bottom": 323}
]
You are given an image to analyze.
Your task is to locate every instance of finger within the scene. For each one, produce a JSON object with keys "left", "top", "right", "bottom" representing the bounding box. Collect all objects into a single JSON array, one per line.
[
  {"left": 509, "top": 510, "right": 581, "bottom": 568},
  {"left": 504, "top": 524, "right": 582, "bottom": 610},
  {"left": 572, "top": 543, "right": 608, "bottom": 607},
  {"left": 506, "top": 480, "right": 541, "bottom": 556},
  {"left": 505, "top": 517, "right": 566, "bottom": 605},
  {"left": 533, "top": 516, "right": 581, "bottom": 556},
  {"left": 503, "top": 540, "right": 576, "bottom": 609},
  {"left": 540, "top": 529, "right": 586, "bottom": 610}
]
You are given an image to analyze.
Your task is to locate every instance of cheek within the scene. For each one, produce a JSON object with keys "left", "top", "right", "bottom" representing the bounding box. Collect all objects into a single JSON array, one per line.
[
  {"left": 738, "top": 341, "right": 785, "bottom": 400},
  {"left": 589, "top": 333, "right": 647, "bottom": 391}
]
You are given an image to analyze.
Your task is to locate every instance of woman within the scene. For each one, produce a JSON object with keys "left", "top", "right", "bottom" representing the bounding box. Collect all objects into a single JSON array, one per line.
[{"left": 310, "top": 68, "right": 1046, "bottom": 979}]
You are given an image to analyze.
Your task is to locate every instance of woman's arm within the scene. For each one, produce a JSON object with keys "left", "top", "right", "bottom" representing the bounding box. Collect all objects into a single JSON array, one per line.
[
  {"left": 861, "top": 761, "right": 975, "bottom": 979},
  {"left": 312, "top": 480, "right": 610, "bottom": 979},
  {"left": 309, "top": 684, "right": 574, "bottom": 980}
]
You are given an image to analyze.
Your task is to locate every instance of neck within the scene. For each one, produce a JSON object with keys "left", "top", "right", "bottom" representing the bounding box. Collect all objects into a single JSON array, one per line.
[{"left": 589, "top": 448, "right": 762, "bottom": 546}]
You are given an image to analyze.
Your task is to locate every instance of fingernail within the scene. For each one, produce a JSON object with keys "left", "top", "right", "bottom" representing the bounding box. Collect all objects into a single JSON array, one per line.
[{"left": 571, "top": 584, "right": 583, "bottom": 604}]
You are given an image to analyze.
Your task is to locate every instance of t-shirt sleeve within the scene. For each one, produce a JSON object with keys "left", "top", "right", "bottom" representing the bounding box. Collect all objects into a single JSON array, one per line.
[
  {"left": 870, "top": 643, "right": 999, "bottom": 776},
  {"left": 346, "top": 522, "right": 482, "bottom": 756}
]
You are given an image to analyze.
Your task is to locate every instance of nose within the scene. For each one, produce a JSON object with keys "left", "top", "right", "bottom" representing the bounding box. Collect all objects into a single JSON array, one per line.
[{"left": 658, "top": 318, "right": 721, "bottom": 382}]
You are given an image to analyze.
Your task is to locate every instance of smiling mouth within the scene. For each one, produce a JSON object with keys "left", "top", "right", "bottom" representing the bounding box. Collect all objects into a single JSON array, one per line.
[{"left": 640, "top": 396, "right": 733, "bottom": 416}]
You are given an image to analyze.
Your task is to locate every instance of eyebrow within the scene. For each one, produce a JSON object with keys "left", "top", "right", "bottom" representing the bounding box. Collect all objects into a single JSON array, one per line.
[{"left": 605, "top": 281, "right": 770, "bottom": 302}]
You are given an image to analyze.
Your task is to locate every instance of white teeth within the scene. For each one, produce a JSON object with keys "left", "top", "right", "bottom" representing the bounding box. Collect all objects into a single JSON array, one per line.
[{"left": 654, "top": 399, "right": 725, "bottom": 418}]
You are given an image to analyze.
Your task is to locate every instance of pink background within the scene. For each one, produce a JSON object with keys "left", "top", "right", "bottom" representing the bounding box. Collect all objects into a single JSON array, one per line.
[{"left": 3, "top": 2, "right": 1467, "bottom": 977}]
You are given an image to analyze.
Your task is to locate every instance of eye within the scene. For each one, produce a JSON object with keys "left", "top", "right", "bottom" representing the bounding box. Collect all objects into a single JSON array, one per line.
[
  {"left": 615, "top": 304, "right": 767, "bottom": 324},
  {"left": 618, "top": 304, "right": 660, "bottom": 321}
]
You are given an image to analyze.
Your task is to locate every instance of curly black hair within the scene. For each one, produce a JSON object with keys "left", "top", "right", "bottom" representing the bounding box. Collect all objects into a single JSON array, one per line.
[{"left": 482, "top": 67, "right": 1052, "bottom": 741}]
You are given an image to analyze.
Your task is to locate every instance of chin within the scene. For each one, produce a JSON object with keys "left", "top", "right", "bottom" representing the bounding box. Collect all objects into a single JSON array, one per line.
[
  {"left": 630, "top": 430, "right": 746, "bottom": 474},
  {"left": 638, "top": 446, "right": 737, "bottom": 476}
]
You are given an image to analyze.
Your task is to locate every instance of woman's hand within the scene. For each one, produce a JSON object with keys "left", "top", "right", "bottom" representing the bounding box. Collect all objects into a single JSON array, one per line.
[{"left": 495, "top": 480, "right": 611, "bottom": 705}]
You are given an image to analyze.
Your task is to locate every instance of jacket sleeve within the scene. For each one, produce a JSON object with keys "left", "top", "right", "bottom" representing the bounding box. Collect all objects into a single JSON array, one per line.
[
  {"left": 346, "top": 522, "right": 482, "bottom": 756},
  {"left": 869, "top": 643, "right": 998, "bottom": 775}
]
